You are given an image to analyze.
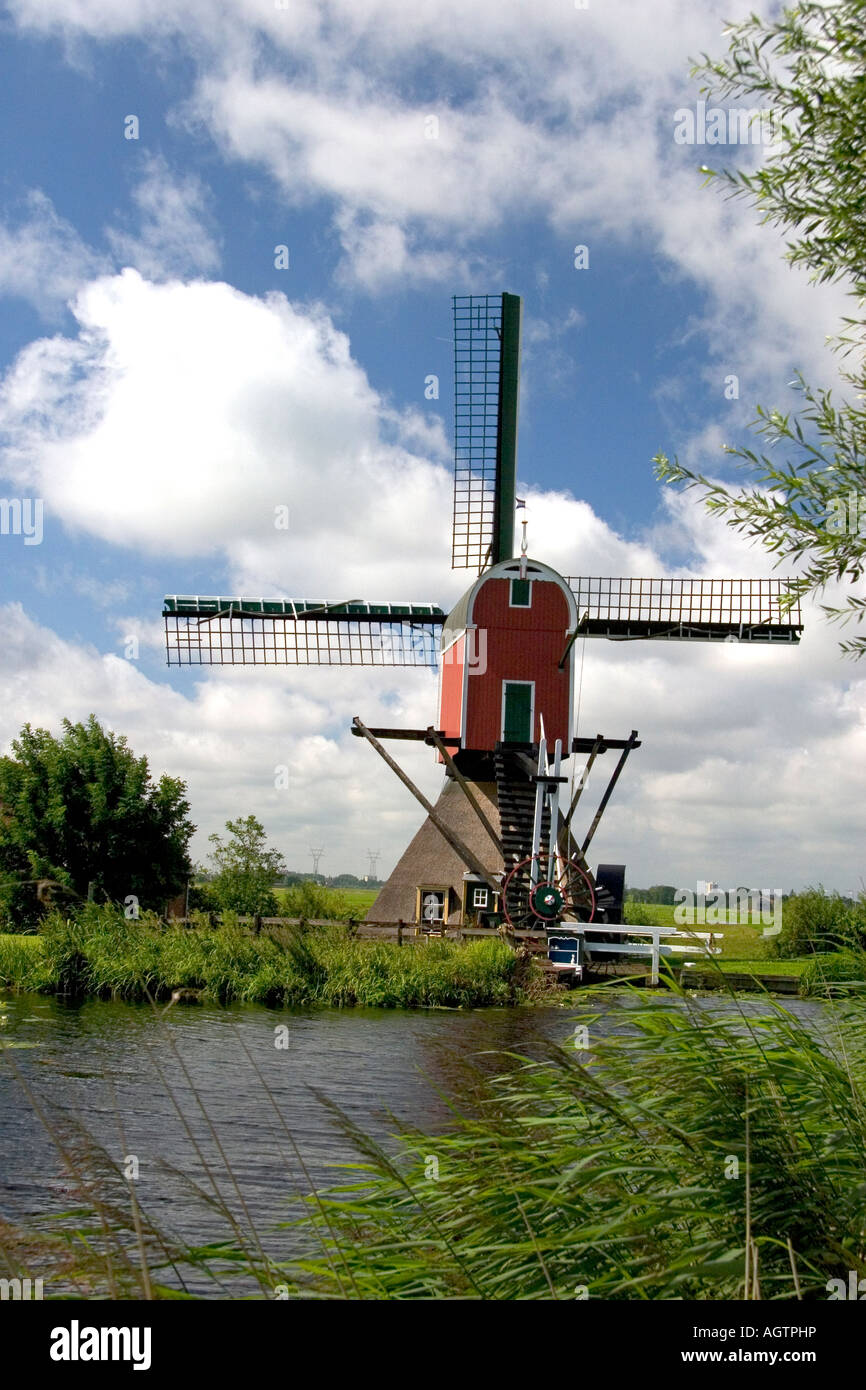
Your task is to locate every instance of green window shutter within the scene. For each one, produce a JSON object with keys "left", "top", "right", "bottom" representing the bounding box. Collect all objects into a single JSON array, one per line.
[
  {"left": 503, "top": 682, "right": 533, "bottom": 742},
  {"left": 510, "top": 578, "right": 531, "bottom": 607}
]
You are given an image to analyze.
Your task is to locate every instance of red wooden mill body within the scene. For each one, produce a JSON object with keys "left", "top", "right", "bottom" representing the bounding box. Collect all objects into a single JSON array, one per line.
[{"left": 438, "top": 558, "right": 578, "bottom": 758}]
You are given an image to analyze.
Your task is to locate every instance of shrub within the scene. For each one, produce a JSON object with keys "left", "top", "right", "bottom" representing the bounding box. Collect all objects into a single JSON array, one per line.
[
  {"left": 188, "top": 881, "right": 218, "bottom": 914},
  {"left": 771, "top": 887, "right": 865, "bottom": 958},
  {"left": 799, "top": 950, "right": 866, "bottom": 997},
  {"left": 207, "top": 815, "right": 285, "bottom": 917},
  {"left": 0, "top": 869, "right": 49, "bottom": 932},
  {"left": 280, "top": 881, "right": 355, "bottom": 921}
]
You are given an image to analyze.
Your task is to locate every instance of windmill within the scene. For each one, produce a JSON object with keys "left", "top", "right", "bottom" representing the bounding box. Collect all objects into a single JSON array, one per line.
[{"left": 163, "top": 293, "right": 802, "bottom": 940}]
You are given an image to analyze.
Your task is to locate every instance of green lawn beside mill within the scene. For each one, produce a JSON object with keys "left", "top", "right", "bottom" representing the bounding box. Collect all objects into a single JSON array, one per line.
[{"left": 624, "top": 901, "right": 807, "bottom": 976}]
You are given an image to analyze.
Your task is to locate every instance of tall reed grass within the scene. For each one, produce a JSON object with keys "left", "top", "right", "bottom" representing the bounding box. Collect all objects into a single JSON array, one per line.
[
  {"left": 281, "top": 978, "right": 866, "bottom": 1300},
  {"left": 0, "top": 904, "right": 525, "bottom": 1009}
]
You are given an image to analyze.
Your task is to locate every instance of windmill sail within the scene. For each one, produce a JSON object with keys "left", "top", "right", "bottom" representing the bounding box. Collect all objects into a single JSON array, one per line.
[
  {"left": 163, "top": 596, "right": 445, "bottom": 666},
  {"left": 451, "top": 292, "right": 521, "bottom": 572},
  {"left": 566, "top": 576, "right": 802, "bottom": 642}
]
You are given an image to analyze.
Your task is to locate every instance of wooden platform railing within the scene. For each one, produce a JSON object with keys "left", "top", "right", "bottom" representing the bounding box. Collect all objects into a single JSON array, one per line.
[{"left": 574, "top": 923, "right": 723, "bottom": 986}]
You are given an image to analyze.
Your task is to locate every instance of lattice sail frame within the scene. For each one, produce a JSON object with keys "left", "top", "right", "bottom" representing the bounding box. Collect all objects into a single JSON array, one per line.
[
  {"left": 566, "top": 577, "right": 803, "bottom": 642},
  {"left": 451, "top": 293, "right": 520, "bottom": 572},
  {"left": 163, "top": 597, "right": 445, "bottom": 667}
]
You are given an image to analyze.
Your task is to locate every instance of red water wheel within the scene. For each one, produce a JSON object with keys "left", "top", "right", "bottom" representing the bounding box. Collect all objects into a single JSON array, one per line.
[{"left": 502, "top": 852, "right": 596, "bottom": 931}]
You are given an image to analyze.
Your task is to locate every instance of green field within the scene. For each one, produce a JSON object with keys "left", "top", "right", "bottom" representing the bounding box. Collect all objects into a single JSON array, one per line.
[
  {"left": 714, "top": 958, "right": 806, "bottom": 976},
  {"left": 336, "top": 887, "right": 378, "bottom": 912},
  {"left": 271, "top": 885, "right": 378, "bottom": 916}
]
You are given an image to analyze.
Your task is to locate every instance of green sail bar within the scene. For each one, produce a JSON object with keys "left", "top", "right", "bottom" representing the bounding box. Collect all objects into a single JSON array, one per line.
[
  {"left": 163, "top": 596, "right": 448, "bottom": 665},
  {"left": 163, "top": 596, "right": 447, "bottom": 621}
]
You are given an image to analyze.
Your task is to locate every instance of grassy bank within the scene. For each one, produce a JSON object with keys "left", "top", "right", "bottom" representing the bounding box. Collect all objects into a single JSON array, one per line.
[
  {"left": 3, "top": 893, "right": 849, "bottom": 1007},
  {"left": 0, "top": 908, "right": 528, "bottom": 1009}
]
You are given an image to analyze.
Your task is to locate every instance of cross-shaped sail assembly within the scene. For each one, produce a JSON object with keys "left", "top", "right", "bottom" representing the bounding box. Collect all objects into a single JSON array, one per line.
[
  {"left": 163, "top": 292, "right": 800, "bottom": 665},
  {"left": 160, "top": 291, "right": 802, "bottom": 941}
]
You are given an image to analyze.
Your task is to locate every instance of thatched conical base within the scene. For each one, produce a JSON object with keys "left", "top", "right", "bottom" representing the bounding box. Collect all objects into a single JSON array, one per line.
[{"left": 366, "top": 776, "right": 502, "bottom": 925}]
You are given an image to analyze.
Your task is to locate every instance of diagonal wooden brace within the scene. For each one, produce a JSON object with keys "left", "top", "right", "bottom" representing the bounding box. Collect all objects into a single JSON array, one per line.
[
  {"left": 353, "top": 717, "right": 502, "bottom": 897},
  {"left": 558, "top": 734, "right": 605, "bottom": 858},
  {"left": 426, "top": 728, "right": 503, "bottom": 858},
  {"left": 581, "top": 729, "right": 640, "bottom": 857}
]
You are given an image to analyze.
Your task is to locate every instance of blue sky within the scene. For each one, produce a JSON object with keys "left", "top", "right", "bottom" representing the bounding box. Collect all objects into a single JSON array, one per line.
[{"left": 0, "top": 0, "right": 862, "bottom": 892}]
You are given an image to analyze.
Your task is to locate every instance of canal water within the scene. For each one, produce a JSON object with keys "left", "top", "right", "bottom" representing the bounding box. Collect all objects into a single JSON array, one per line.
[{"left": 0, "top": 991, "right": 824, "bottom": 1294}]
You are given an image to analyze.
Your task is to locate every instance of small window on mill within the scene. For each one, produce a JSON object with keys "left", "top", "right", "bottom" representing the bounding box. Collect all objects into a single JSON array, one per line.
[
  {"left": 510, "top": 578, "right": 531, "bottom": 607},
  {"left": 420, "top": 890, "right": 445, "bottom": 923}
]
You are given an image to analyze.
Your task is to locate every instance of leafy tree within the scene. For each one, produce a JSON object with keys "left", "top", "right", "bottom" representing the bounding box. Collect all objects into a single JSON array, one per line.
[
  {"left": 186, "top": 876, "right": 217, "bottom": 914},
  {"left": 771, "top": 885, "right": 866, "bottom": 958},
  {"left": 625, "top": 884, "right": 679, "bottom": 905},
  {"left": 0, "top": 715, "right": 194, "bottom": 929},
  {"left": 207, "top": 815, "right": 286, "bottom": 917},
  {"left": 655, "top": 1, "right": 866, "bottom": 654}
]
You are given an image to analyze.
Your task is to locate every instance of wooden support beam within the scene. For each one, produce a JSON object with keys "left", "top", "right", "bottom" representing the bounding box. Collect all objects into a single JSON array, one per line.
[
  {"left": 426, "top": 727, "right": 503, "bottom": 858},
  {"left": 511, "top": 750, "right": 539, "bottom": 780},
  {"left": 558, "top": 734, "right": 604, "bottom": 857},
  {"left": 581, "top": 730, "right": 640, "bottom": 857},
  {"left": 572, "top": 735, "right": 642, "bottom": 753},
  {"left": 350, "top": 726, "right": 459, "bottom": 744},
  {"left": 352, "top": 717, "right": 501, "bottom": 897}
]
